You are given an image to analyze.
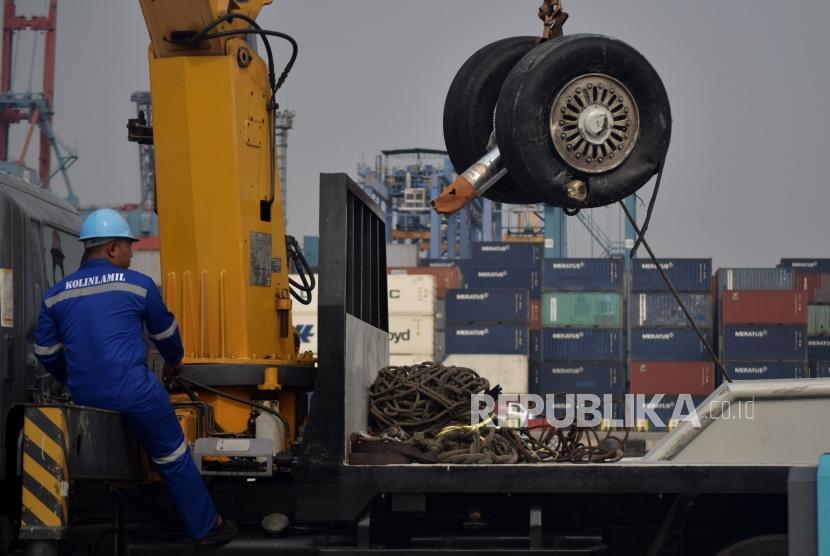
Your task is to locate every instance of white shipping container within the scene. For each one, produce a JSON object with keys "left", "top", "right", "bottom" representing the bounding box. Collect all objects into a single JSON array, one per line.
[
  {"left": 289, "top": 274, "right": 319, "bottom": 315},
  {"left": 389, "top": 354, "right": 435, "bottom": 367},
  {"left": 386, "top": 243, "right": 419, "bottom": 268},
  {"left": 292, "top": 313, "right": 318, "bottom": 355},
  {"left": 389, "top": 314, "right": 435, "bottom": 355},
  {"left": 442, "top": 354, "right": 529, "bottom": 395},
  {"left": 388, "top": 274, "right": 436, "bottom": 315},
  {"left": 131, "top": 250, "right": 161, "bottom": 285}
]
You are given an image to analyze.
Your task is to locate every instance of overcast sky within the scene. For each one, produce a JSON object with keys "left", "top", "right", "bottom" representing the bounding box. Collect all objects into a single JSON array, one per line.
[{"left": 7, "top": 1, "right": 830, "bottom": 267}]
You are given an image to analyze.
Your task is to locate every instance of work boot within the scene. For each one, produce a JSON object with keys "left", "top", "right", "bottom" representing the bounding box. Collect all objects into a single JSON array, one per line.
[{"left": 199, "top": 518, "right": 238, "bottom": 545}]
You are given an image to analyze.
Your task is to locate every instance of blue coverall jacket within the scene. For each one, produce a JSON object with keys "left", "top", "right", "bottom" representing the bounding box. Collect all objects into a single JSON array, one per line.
[{"left": 34, "top": 258, "right": 217, "bottom": 539}]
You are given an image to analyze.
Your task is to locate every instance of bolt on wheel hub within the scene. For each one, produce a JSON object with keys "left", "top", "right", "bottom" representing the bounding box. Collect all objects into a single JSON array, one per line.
[{"left": 550, "top": 73, "right": 640, "bottom": 174}]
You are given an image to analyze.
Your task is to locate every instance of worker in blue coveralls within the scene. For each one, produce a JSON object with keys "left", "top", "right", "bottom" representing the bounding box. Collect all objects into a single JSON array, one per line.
[{"left": 33, "top": 209, "right": 236, "bottom": 544}]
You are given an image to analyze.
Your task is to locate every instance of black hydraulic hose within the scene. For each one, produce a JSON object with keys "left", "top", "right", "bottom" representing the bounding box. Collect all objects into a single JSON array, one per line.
[
  {"left": 286, "top": 235, "right": 316, "bottom": 305},
  {"left": 175, "top": 376, "right": 292, "bottom": 438},
  {"left": 619, "top": 201, "right": 731, "bottom": 384}
]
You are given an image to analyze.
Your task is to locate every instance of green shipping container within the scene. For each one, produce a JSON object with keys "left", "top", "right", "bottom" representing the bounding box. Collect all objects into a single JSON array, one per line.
[
  {"left": 809, "top": 305, "right": 830, "bottom": 336},
  {"left": 542, "top": 292, "right": 623, "bottom": 327}
]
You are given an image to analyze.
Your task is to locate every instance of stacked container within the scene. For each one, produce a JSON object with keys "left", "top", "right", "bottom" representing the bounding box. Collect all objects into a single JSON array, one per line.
[
  {"left": 630, "top": 259, "right": 715, "bottom": 417},
  {"left": 717, "top": 268, "right": 808, "bottom": 379},
  {"left": 387, "top": 274, "right": 437, "bottom": 366},
  {"left": 782, "top": 259, "right": 830, "bottom": 377},
  {"left": 533, "top": 258, "right": 625, "bottom": 399}
]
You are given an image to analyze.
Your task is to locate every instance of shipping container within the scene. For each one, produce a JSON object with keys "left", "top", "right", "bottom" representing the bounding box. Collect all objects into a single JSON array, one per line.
[
  {"left": 632, "top": 258, "right": 712, "bottom": 292},
  {"left": 443, "top": 354, "right": 529, "bottom": 395},
  {"left": 425, "top": 259, "right": 472, "bottom": 287},
  {"left": 531, "top": 361, "right": 625, "bottom": 397},
  {"left": 446, "top": 324, "right": 529, "bottom": 355},
  {"left": 725, "top": 361, "right": 808, "bottom": 380},
  {"left": 630, "top": 293, "right": 713, "bottom": 328},
  {"left": 387, "top": 274, "right": 436, "bottom": 315},
  {"left": 797, "top": 274, "right": 830, "bottom": 305},
  {"left": 780, "top": 258, "right": 830, "bottom": 273},
  {"left": 386, "top": 244, "right": 420, "bottom": 268},
  {"left": 808, "top": 336, "right": 830, "bottom": 362},
  {"left": 389, "top": 314, "right": 435, "bottom": 355},
  {"left": 630, "top": 361, "right": 715, "bottom": 395},
  {"left": 529, "top": 330, "right": 542, "bottom": 363},
  {"left": 541, "top": 258, "right": 624, "bottom": 292},
  {"left": 388, "top": 267, "right": 462, "bottom": 298},
  {"left": 293, "top": 313, "right": 318, "bottom": 355},
  {"left": 529, "top": 299, "right": 541, "bottom": 330},
  {"left": 446, "top": 288, "right": 529, "bottom": 324},
  {"left": 289, "top": 274, "right": 319, "bottom": 315},
  {"left": 721, "top": 325, "right": 807, "bottom": 361},
  {"left": 721, "top": 290, "right": 806, "bottom": 325},
  {"left": 302, "top": 235, "right": 320, "bottom": 268},
  {"left": 808, "top": 305, "right": 830, "bottom": 336},
  {"left": 389, "top": 354, "right": 434, "bottom": 367},
  {"left": 634, "top": 395, "right": 708, "bottom": 432},
  {"left": 541, "top": 292, "right": 623, "bottom": 328},
  {"left": 472, "top": 242, "right": 543, "bottom": 268},
  {"left": 540, "top": 328, "right": 624, "bottom": 361},
  {"left": 467, "top": 267, "right": 542, "bottom": 297},
  {"left": 716, "top": 268, "right": 794, "bottom": 293},
  {"left": 814, "top": 361, "right": 830, "bottom": 378},
  {"left": 130, "top": 249, "right": 161, "bottom": 285},
  {"left": 630, "top": 328, "right": 713, "bottom": 361}
]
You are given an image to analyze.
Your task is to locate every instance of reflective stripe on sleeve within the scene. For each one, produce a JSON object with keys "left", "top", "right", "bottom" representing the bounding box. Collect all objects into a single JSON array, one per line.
[
  {"left": 33, "top": 342, "right": 64, "bottom": 356},
  {"left": 152, "top": 439, "right": 189, "bottom": 465},
  {"left": 149, "top": 319, "right": 179, "bottom": 341},
  {"left": 44, "top": 283, "right": 148, "bottom": 308}
]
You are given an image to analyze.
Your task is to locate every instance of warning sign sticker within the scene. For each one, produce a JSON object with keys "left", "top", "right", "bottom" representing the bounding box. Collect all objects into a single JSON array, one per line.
[
  {"left": 250, "top": 232, "right": 273, "bottom": 287},
  {"left": 0, "top": 268, "right": 12, "bottom": 328}
]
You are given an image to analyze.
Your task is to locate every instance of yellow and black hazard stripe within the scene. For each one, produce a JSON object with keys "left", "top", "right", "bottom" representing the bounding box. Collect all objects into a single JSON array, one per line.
[{"left": 19, "top": 406, "right": 69, "bottom": 540}]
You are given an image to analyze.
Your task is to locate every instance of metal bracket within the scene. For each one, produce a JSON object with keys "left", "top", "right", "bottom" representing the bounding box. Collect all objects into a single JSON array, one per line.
[{"left": 193, "top": 437, "right": 273, "bottom": 476}]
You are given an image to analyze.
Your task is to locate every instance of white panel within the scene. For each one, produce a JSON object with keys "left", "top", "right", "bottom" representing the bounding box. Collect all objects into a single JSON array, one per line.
[
  {"left": 388, "top": 274, "right": 435, "bottom": 315},
  {"left": 386, "top": 243, "right": 419, "bottom": 268},
  {"left": 389, "top": 354, "right": 435, "bottom": 367},
  {"left": 442, "top": 354, "right": 529, "bottom": 395},
  {"left": 130, "top": 250, "right": 161, "bottom": 285},
  {"left": 292, "top": 313, "right": 318, "bottom": 355},
  {"left": 388, "top": 314, "right": 435, "bottom": 355}
]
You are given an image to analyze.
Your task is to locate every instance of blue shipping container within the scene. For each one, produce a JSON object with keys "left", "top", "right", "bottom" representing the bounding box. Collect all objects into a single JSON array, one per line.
[
  {"left": 529, "top": 330, "right": 542, "bottom": 363},
  {"left": 472, "top": 242, "right": 543, "bottom": 268},
  {"left": 725, "top": 361, "right": 808, "bottom": 381},
  {"left": 631, "top": 328, "right": 714, "bottom": 361},
  {"left": 630, "top": 293, "right": 713, "bottom": 328},
  {"left": 541, "top": 258, "right": 624, "bottom": 291},
  {"left": 635, "top": 395, "right": 708, "bottom": 432},
  {"left": 716, "top": 268, "right": 794, "bottom": 293},
  {"left": 446, "top": 324, "right": 529, "bottom": 355},
  {"left": 532, "top": 361, "right": 625, "bottom": 397},
  {"left": 808, "top": 336, "right": 830, "bottom": 362},
  {"left": 780, "top": 259, "right": 830, "bottom": 273},
  {"left": 540, "top": 328, "right": 624, "bottom": 361},
  {"left": 814, "top": 361, "right": 830, "bottom": 378},
  {"left": 467, "top": 267, "right": 542, "bottom": 297},
  {"left": 632, "top": 258, "right": 712, "bottom": 292},
  {"left": 446, "top": 288, "right": 529, "bottom": 324},
  {"left": 302, "top": 235, "right": 320, "bottom": 268},
  {"left": 721, "top": 325, "right": 807, "bottom": 361}
]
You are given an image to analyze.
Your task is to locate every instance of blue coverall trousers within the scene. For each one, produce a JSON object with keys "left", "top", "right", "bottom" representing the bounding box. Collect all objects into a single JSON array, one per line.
[{"left": 72, "top": 368, "right": 218, "bottom": 539}]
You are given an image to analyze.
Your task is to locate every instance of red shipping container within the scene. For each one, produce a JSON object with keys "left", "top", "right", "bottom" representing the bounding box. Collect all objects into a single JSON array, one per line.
[
  {"left": 388, "top": 267, "right": 462, "bottom": 299},
  {"left": 630, "top": 361, "right": 715, "bottom": 395},
  {"left": 721, "top": 290, "right": 806, "bottom": 325},
  {"left": 796, "top": 272, "right": 830, "bottom": 304},
  {"left": 529, "top": 299, "right": 541, "bottom": 330}
]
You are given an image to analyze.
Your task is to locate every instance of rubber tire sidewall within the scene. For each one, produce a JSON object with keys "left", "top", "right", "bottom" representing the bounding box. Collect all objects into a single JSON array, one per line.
[
  {"left": 496, "top": 34, "right": 672, "bottom": 208},
  {"left": 443, "top": 36, "right": 540, "bottom": 203}
]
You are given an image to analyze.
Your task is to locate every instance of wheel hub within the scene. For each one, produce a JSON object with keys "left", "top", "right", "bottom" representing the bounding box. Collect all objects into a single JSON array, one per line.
[{"left": 550, "top": 74, "right": 640, "bottom": 174}]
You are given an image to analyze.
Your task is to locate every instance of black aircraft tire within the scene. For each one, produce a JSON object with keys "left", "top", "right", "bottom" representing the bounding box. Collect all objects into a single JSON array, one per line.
[
  {"left": 443, "top": 36, "right": 540, "bottom": 203},
  {"left": 495, "top": 33, "right": 672, "bottom": 208}
]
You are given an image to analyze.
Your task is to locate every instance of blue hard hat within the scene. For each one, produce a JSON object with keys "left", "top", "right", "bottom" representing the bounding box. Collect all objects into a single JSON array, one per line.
[{"left": 79, "top": 209, "right": 137, "bottom": 242}]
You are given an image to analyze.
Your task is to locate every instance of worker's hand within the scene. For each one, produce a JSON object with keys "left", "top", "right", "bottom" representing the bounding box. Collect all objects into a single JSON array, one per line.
[{"left": 163, "top": 360, "right": 184, "bottom": 387}]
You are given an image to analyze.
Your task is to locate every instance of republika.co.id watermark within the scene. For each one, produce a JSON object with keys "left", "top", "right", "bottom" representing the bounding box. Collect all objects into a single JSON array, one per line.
[{"left": 472, "top": 393, "right": 756, "bottom": 431}]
